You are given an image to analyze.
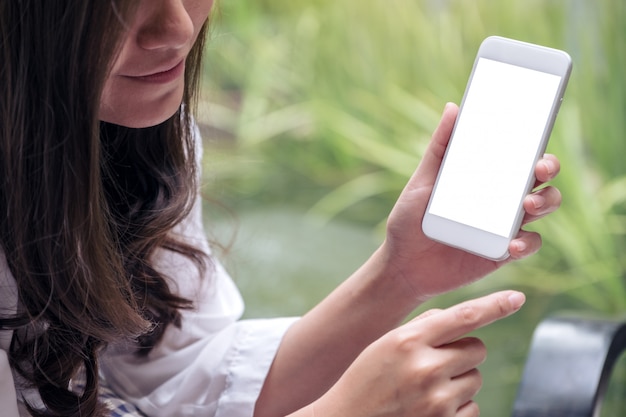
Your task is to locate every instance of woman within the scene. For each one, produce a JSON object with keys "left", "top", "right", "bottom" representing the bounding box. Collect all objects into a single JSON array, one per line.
[{"left": 0, "top": 1, "right": 562, "bottom": 416}]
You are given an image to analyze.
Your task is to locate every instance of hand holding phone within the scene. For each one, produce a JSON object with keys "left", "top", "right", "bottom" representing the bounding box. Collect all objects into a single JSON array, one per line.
[{"left": 422, "top": 36, "right": 572, "bottom": 260}]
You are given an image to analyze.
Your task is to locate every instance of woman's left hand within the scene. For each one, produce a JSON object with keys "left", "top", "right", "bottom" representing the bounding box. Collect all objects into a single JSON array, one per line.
[{"left": 380, "top": 102, "right": 561, "bottom": 302}]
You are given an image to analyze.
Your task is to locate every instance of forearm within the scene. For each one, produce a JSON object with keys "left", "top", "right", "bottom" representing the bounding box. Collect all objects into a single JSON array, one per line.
[
  {"left": 254, "top": 243, "right": 422, "bottom": 417},
  {"left": 253, "top": 102, "right": 561, "bottom": 416}
]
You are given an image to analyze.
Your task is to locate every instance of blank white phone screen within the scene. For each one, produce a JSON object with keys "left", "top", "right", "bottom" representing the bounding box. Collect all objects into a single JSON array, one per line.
[{"left": 428, "top": 58, "right": 561, "bottom": 237}]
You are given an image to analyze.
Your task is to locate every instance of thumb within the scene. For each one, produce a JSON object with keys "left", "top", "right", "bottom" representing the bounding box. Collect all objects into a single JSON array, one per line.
[{"left": 408, "top": 102, "right": 458, "bottom": 190}]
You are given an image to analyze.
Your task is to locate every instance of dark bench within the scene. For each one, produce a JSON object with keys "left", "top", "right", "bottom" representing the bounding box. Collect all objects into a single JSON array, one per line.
[{"left": 512, "top": 315, "right": 626, "bottom": 416}]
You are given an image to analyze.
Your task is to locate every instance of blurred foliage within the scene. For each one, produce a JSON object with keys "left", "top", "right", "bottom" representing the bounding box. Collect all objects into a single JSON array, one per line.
[
  {"left": 198, "top": 0, "right": 626, "bottom": 313},
  {"left": 198, "top": 1, "right": 626, "bottom": 414}
]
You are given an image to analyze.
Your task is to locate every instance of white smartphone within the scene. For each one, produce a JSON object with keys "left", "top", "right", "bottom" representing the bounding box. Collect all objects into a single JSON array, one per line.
[{"left": 422, "top": 36, "right": 572, "bottom": 260}]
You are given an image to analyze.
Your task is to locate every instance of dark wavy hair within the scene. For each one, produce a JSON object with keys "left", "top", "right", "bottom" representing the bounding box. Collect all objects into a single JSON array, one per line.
[{"left": 0, "top": 1, "right": 209, "bottom": 416}]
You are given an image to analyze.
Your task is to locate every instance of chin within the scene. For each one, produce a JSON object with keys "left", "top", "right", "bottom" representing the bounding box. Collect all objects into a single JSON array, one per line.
[
  {"left": 99, "top": 87, "right": 184, "bottom": 128},
  {"left": 123, "top": 110, "right": 179, "bottom": 128},
  {"left": 100, "top": 104, "right": 181, "bottom": 128}
]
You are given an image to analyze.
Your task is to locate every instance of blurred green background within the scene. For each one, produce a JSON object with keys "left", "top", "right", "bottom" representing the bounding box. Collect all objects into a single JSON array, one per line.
[{"left": 197, "top": 0, "right": 626, "bottom": 415}]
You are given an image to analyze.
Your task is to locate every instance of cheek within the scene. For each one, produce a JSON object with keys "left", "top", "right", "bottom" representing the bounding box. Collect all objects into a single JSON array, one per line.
[{"left": 188, "top": 0, "right": 214, "bottom": 31}]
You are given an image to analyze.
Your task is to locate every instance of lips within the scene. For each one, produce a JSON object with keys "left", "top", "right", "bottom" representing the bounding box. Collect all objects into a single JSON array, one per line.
[{"left": 124, "top": 59, "right": 186, "bottom": 84}]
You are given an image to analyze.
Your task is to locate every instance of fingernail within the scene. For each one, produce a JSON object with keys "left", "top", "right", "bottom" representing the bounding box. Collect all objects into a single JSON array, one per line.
[
  {"left": 543, "top": 159, "right": 555, "bottom": 176},
  {"left": 508, "top": 292, "right": 526, "bottom": 310},
  {"left": 513, "top": 240, "right": 527, "bottom": 253},
  {"left": 531, "top": 195, "right": 546, "bottom": 209}
]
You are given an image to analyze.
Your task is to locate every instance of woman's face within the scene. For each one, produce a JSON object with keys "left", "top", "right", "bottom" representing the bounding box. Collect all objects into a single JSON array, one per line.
[{"left": 99, "top": 0, "right": 213, "bottom": 128}]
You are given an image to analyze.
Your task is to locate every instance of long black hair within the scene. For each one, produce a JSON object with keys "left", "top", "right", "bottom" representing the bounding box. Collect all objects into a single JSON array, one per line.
[{"left": 0, "top": 1, "right": 209, "bottom": 415}]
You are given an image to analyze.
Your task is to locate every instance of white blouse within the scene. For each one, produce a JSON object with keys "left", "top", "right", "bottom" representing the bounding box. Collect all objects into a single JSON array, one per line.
[
  {"left": 0, "top": 252, "right": 19, "bottom": 417},
  {"left": 100, "top": 197, "right": 297, "bottom": 417},
  {"left": 0, "top": 129, "right": 297, "bottom": 416}
]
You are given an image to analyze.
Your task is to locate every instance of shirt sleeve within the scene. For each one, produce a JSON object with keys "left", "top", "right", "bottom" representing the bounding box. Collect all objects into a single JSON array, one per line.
[
  {"left": 0, "top": 350, "right": 20, "bottom": 417},
  {"left": 101, "top": 306, "right": 296, "bottom": 417},
  {"left": 100, "top": 196, "right": 298, "bottom": 417},
  {"left": 0, "top": 253, "right": 20, "bottom": 416}
]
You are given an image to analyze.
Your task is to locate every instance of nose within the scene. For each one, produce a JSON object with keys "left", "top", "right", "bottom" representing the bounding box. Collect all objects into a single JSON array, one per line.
[{"left": 136, "top": 0, "right": 194, "bottom": 51}]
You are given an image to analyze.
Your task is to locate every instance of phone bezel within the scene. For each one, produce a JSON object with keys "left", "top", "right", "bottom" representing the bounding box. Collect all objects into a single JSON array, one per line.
[{"left": 422, "top": 36, "right": 572, "bottom": 261}]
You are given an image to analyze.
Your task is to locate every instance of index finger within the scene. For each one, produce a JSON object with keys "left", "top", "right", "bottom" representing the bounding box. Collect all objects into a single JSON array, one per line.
[{"left": 414, "top": 291, "right": 526, "bottom": 347}]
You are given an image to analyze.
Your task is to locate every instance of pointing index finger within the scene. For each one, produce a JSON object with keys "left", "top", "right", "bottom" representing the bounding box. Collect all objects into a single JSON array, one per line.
[{"left": 416, "top": 291, "right": 526, "bottom": 347}]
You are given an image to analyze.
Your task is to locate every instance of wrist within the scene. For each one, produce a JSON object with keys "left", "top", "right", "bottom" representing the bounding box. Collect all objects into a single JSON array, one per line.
[{"left": 359, "top": 242, "right": 430, "bottom": 318}]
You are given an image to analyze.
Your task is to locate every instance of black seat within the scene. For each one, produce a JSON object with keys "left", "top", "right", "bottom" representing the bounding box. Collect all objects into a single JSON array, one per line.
[{"left": 511, "top": 315, "right": 626, "bottom": 417}]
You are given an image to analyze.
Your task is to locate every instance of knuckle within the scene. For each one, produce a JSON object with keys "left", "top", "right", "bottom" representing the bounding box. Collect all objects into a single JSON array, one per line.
[
  {"left": 387, "top": 328, "right": 418, "bottom": 353},
  {"left": 387, "top": 323, "right": 430, "bottom": 354},
  {"left": 469, "top": 368, "right": 484, "bottom": 392},
  {"left": 418, "top": 308, "right": 443, "bottom": 320},
  {"left": 413, "top": 358, "right": 445, "bottom": 382},
  {"left": 457, "top": 304, "right": 481, "bottom": 325},
  {"left": 463, "top": 401, "right": 481, "bottom": 417},
  {"left": 400, "top": 356, "right": 445, "bottom": 391},
  {"left": 496, "top": 295, "right": 508, "bottom": 317},
  {"left": 476, "top": 344, "right": 488, "bottom": 363},
  {"left": 549, "top": 186, "right": 563, "bottom": 208},
  {"left": 464, "top": 336, "right": 488, "bottom": 361},
  {"left": 427, "top": 389, "right": 455, "bottom": 415}
]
